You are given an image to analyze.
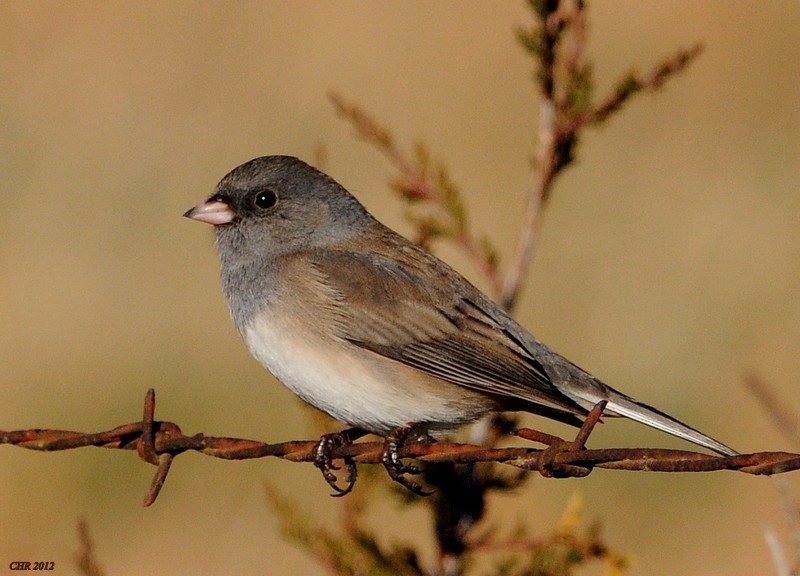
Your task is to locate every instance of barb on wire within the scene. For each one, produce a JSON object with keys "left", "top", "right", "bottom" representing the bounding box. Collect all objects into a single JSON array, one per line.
[{"left": 2, "top": 389, "right": 799, "bottom": 506}]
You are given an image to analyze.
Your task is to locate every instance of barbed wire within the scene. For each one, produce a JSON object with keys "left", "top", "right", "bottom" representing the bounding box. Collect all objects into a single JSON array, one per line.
[{"left": 2, "top": 389, "right": 798, "bottom": 506}]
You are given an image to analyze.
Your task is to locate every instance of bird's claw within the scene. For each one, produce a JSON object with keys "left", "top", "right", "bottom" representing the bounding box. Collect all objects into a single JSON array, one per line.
[
  {"left": 382, "top": 424, "right": 435, "bottom": 496},
  {"left": 313, "top": 429, "right": 363, "bottom": 497}
]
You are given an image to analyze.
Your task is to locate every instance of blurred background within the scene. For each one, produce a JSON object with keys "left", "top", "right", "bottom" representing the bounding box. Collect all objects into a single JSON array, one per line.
[{"left": 1, "top": 1, "right": 798, "bottom": 574}]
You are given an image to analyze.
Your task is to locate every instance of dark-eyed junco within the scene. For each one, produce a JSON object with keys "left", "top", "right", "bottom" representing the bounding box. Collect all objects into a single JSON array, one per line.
[{"left": 185, "top": 155, "right": 736, "bottom": 492}]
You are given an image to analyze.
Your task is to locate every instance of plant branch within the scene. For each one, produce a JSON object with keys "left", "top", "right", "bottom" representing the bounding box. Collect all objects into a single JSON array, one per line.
[
  {"left": 501, "top": 1, "right": 703, "bottom": 310},
  {"left": 329, "top": 91, "right": 504, "bottom": 298}
]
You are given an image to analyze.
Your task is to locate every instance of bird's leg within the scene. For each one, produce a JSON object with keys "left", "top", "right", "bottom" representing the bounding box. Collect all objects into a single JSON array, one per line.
[
  {"left": 313, "top": 427, "right": 366, "bottom": 497},
  {"left": 382, "top": 423, "right": 435, "bottom": 496}
]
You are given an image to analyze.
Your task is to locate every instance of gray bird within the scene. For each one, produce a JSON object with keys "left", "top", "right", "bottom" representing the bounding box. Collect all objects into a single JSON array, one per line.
[{"left": 185, "top": 155, "right": 736, "bottom": 492}]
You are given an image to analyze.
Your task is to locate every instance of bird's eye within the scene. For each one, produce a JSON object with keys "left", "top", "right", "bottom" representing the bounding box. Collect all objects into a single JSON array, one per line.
[{"left": 253, "top": 189, "right": 278, "bottom": 210}]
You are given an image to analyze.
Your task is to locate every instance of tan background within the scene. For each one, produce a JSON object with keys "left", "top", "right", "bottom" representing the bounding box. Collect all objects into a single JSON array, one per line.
[{"left": 2, "top": 1, "right": 799, "bottom": 574}]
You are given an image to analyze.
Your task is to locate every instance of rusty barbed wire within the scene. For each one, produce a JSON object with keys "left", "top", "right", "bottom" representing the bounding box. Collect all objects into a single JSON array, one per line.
[{"left": 2, "top": 389, "right": 799, "bottom": 506}]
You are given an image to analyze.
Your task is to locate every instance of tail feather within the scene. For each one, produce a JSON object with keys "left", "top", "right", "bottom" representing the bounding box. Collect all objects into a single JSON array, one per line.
[
  {"left": 603, "top": 390, "right": 737, "bottom": 456},
  {"left": 560, "top": 380, "right": 738, "bottom": 456}
]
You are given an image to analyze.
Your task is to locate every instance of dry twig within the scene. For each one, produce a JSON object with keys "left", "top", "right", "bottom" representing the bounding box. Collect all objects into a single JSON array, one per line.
[
  {"left": 74, "top": 519, "right": 106, "bottom": 576},
  {"left": 329, "top": 91, "right": 504, "bottom": 297}
]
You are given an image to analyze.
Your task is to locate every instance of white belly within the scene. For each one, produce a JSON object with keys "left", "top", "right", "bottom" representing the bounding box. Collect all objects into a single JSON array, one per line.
[{"left": 243, "top": 309, "right": 491, "bottom": 434}]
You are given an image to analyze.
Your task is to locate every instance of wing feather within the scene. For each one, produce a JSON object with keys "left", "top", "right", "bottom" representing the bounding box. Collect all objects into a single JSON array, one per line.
[{"left": 309, "top": 247, "right": 588, "bottom": 418}]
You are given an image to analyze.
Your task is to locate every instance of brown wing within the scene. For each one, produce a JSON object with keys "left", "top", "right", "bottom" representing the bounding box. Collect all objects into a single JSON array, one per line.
[{"left": 308, "top": 246, "right": 588, "bottom": 421}]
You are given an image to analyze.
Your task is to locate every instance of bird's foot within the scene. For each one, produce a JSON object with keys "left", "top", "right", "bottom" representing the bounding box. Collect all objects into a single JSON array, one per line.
[
  {"left": 382, "top": 424, "right": 435, "bottom": 496},
  {"left": 313, "top": 428, "right": 366, "bottom": 497}
]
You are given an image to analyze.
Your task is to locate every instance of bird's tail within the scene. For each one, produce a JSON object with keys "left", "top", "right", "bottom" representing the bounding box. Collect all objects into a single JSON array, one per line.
[
  {"left": 602, "top": 388, "right": 737, "bottom": 456},
  {"left": 562, "top": 381, "right": 737, "bottom": 456}
]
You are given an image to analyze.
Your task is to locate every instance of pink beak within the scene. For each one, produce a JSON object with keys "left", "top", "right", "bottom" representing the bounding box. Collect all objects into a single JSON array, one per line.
[{"left": 183, "top": 199, "right": 236, "bottom": 225}]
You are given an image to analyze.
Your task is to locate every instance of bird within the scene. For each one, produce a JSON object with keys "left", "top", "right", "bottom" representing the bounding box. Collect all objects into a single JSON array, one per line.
[{"left": 184, "top": 155, "right": 736, "bottom": 493}]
